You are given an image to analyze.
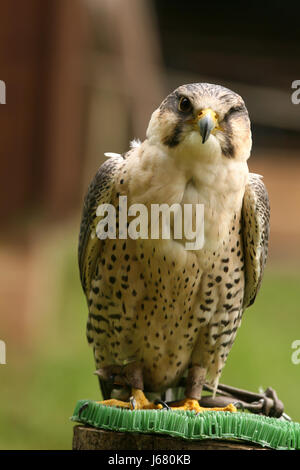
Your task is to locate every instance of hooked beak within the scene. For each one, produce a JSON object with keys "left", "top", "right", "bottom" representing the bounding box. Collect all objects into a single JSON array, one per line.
[{"left": 197, "top": 108, "right": 218, "bottom": 144}]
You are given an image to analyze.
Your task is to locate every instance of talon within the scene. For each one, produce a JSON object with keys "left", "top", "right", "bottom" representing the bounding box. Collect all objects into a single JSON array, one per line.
[
  {"left": 233, "top": 401, "right": 244, "bottom": 411},
  {"left": 130, "top": 396, "right": 137, "bottom": 410},
  {"left": 129, "top": 389, "right": 163, "bottom": 410},
  {"left": 154, "top": 399, "right": 170, "bottom": 410}
]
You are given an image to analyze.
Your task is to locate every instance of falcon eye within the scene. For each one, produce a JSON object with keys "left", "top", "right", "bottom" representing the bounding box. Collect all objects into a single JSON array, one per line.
[{"left": 178, "top": 96, "right": 192, "bottom": 113}]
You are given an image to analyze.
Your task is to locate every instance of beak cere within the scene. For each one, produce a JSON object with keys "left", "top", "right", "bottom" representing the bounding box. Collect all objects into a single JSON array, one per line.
[{"left": 197, "top": 109, "right": 217, "bottom": 144}]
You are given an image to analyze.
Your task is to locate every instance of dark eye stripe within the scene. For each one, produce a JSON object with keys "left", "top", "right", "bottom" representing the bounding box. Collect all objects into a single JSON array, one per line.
[
  {"left": 163, "top": 122, "right": 183, "bottom": 148},
  {"left": 223, "top": 105, "right": 246, "bottom": 122}
]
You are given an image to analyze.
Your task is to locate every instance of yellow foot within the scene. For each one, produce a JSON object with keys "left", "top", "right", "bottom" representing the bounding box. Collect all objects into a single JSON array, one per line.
[
  {"left": 96, "top": 398, "right": 131, "bottom": 409},
  {"left": 171, "top": 398, "right": 237, "bottom": 413},
  {"left": 130, "top": 389, "right": 163, "bottom": 410},
  {"left": 97, "top": 388, "right": 163, "bottom": 410}
]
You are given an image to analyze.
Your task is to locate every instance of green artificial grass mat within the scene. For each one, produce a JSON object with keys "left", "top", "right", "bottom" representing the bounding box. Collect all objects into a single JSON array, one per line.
[{"left": 71, "top": 399, "right": 300, "bottom": 450}]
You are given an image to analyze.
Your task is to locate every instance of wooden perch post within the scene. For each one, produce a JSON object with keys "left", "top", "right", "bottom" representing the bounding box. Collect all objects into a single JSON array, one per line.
[{"left": 72, "top": 425, "right": 270, "bottom": 450}]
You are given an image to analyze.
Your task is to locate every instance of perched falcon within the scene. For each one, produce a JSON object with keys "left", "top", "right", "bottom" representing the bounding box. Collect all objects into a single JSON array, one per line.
[{"left": 78, "top": 83, "right": 270, "bottom": 412}]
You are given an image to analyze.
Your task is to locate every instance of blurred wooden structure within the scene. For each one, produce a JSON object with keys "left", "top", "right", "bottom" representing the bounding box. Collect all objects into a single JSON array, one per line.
[
  {"left": 0, "top": 0, "right": 164, "bottom": 227},
  {"left": 0, "top": 0, "right": 86, "bottom": 223}
]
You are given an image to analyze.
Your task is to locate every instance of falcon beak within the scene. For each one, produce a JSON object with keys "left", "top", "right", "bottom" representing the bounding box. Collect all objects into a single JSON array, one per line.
[{"left": 197, "top": 108, "right": 218, "bottom": 144}]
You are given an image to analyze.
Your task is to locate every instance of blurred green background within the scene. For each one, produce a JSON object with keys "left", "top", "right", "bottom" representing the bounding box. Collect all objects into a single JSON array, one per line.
[{"left": 0, "top": 0, "right": 300, "bottom": 449}]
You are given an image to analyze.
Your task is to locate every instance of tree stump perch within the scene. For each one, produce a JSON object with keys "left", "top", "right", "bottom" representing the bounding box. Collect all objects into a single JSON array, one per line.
[{"left": 72, "top": 425, "right": 270, "bottom": 450}]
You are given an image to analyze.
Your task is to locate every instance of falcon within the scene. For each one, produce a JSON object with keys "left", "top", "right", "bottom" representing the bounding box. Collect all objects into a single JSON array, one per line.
[{"left": 78, "top": 83, "right": 270, "bottom": 412}]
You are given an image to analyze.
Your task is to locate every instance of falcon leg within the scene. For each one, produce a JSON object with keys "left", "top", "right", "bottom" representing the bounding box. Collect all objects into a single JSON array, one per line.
[
  {"left": 96, "top": 361, "right": 162, "bottom": 410},
  {"left": 171, "top": 365, "right": 237, "bottom": 413}
]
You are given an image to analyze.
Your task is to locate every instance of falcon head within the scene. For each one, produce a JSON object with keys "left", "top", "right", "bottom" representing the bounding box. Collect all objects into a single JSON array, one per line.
[{"left": 147, "top": 83, "right": 252, "bottom": 162}]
